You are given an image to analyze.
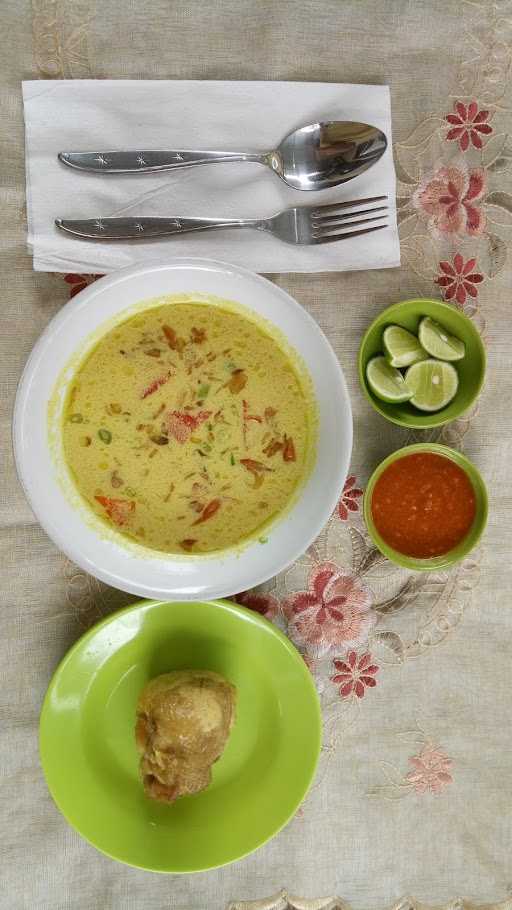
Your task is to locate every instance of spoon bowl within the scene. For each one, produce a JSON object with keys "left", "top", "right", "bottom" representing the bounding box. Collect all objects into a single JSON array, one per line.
[{"left": 272, "top": 121, "right": 387, "bottom": 190}]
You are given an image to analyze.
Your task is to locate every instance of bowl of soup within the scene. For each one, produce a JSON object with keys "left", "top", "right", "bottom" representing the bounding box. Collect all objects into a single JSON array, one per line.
[
  {"left": 14, "top": 258, "right": 352, "bottom": 600},
  {"left": 363, "top": 443, "right": 488, "bottom": 570}
]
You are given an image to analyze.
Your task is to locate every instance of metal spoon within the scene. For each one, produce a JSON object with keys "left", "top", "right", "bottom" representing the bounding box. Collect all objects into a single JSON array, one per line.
[{"left": 58, "top": 121, "right": 387, "bottom": 191}]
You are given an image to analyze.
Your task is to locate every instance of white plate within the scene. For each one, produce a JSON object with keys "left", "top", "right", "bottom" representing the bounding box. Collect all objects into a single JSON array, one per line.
[{"left": 13, "top": 258, "right": 352, "bottom": 600}]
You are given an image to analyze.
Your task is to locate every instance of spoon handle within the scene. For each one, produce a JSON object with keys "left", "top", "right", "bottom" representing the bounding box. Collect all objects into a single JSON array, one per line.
[{"left": 58, "top": 148, "right": 265, "bottom": 174}]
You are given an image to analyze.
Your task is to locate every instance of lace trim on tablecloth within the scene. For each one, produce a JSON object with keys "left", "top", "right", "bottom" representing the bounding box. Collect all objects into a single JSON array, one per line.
[{"left": 227, "top": 892, "right": 512, "bottom": 910}]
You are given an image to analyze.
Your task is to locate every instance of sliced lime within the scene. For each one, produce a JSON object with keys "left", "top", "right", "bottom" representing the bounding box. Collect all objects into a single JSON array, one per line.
[
  {"left": 405, "top": 359, "right": 459, "bottom": 411},
  {"left": 383, "top": 324, "right": 428, "bottom": 368},
  {"left": 366, "top": 355, "right": 413, "bottom": 403},
  {"left": 418, "top": 316, "right": 465, "bottom": 361}
]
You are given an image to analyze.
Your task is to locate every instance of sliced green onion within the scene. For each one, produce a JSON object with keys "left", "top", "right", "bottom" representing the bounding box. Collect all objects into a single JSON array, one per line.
[{"left": 98, "top": 428, "right": 112, "bottom": 444}]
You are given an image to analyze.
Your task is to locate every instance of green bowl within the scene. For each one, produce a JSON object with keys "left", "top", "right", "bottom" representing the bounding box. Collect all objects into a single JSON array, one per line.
[
  {"left": 39, "top": 598, "right": 321, "bottom": 873},
  {"left": 363, "top": 443, "right": 488, "bottom": 571},
  {"left": 358, "top": 298, "right": 486, "bottom": 428}
]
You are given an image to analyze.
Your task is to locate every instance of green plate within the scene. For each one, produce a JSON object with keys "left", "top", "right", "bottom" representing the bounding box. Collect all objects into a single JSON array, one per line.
[
  {"left": 358, "top": 299, "right": 486, "bottom": 428},
  {"left": 40, "top": 599, "right": 321, "bottom": 873},
  {"left": 363, "top": 443, "right": 488, "bottom": 571}
]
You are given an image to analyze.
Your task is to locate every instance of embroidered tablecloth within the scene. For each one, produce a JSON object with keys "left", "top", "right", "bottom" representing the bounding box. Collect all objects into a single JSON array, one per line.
[{"left": 2, "top": 2, "right": 512, "bottom": 909}]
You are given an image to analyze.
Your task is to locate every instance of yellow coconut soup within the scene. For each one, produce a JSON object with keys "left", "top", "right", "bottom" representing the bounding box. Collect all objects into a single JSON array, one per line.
[{"left": 61, "top": 302, "right": 315, "bottom": 554}]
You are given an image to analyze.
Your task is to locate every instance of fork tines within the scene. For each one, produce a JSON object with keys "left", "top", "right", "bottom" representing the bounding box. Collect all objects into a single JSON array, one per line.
[{"left": 311, "top": 194, "right": 388, "bottom": 243}]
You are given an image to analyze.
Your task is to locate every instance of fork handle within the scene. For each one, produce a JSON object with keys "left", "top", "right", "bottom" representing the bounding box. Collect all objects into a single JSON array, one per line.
[
  {"left": 55, "top": 216, "right": 265, "bottom": 240},
  {"left": 58, "top": 149, "right": 266, "bottom": 174}
]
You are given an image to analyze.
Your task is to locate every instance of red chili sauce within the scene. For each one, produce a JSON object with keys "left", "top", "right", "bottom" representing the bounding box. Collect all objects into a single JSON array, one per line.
[{"left": 371, "top": 452, "right": 476, "bottom": 558}]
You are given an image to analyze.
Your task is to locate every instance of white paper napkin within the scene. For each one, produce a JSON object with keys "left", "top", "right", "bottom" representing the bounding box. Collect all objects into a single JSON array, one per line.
[{"left": 22, "top": 80, "right": 399, "bottom": 274}]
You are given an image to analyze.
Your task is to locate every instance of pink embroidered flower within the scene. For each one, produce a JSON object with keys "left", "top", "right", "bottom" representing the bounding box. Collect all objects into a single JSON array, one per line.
[
  {"left": 64, "top": 273, "right": 103, "bottom": 298},
  {"left": 445, "top": 101, "right": 492, "bottom": 151},
  {"left": 405, "top": 745, "right": 453, "bottom": 794},
  {"left": 337, "top": 475, "right": 363, "bottom": 521},
  {"left": 435, "top": 253, "right": 484, "bottom": 305},
  {"left": 233, "top": 590, "right": 279, "bottom": 621},
  {"left": 282, "top": 562, "right": 376, "bottom": 658},
  {"left": 331, "top": 650, "right": 379, "bottom": 698},
  {"left": 412, "top": 163, "right": 486, "bottom": 236}
]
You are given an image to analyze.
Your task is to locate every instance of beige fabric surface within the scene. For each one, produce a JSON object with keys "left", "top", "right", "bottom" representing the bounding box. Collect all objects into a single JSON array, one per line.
[{"left": 1, "top": 1, "right": 511, "bottom": 909}]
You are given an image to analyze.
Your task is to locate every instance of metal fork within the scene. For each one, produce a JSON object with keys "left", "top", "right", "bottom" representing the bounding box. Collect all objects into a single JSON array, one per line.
[{"left": 55, "top": 195, "right": 388, "bottom": 245}]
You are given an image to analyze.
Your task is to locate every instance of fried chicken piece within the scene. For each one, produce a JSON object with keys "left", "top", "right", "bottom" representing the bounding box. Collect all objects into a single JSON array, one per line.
[{"left": 135, "top": 670, "right": 236, "bottom": 803}]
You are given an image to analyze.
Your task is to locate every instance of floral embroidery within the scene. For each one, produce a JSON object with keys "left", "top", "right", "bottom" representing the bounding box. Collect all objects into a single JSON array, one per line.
[
  {"left": 64, "top": 273, "right": 103, "bottom": 298},
  {"left": 337, "top": 475, "right": 363, "bottom": 521},
  {"left": 405, "top": 745, "right": 453, "bottom": 794},
  {"left": 331, "top": 650, "right": 379, "bottom": 699},
  {"left": 368, "top": 725, "right": 455, "bottom": 800},
  {"left": 412, "top": 162, "right": 486, "bottom": 237},
  {"left": 445, "top": 100, "right": 492, "bottom": 151},
  {"left": 282, "top": 561, "right": 376, "bottom": 658},
  {"left": 435, "top": 254, "right": 484, "bottom": 305},
  {"left": 396, "top": 43, "right": 512, "bottom": 311},
  {"left": 233, "top": 590, "right": 279, "bottom": 621}
]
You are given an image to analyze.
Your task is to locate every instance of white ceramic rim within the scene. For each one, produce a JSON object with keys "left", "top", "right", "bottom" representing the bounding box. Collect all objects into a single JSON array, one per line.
[{"left": 13, "top": 258, "right": 352, "bottom": 600}]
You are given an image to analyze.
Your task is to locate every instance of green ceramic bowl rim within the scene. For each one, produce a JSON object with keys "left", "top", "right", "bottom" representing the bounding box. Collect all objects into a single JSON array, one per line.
[
  {"left": 39, "top": 597, "right": 322, "bottom": 874},
  {"left": 363, "top": 443, "right": 488, "bottom": 571},
  {"left": 358, "top": 298, "right": 487, "bottom": 429}
]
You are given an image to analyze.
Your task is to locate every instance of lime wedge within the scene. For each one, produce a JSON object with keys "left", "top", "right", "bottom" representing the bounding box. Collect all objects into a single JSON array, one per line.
[
  {"left": 383, "top": 324, "right": 428, "bottom": 368},
  {"left": 366, "top": 355, "right": 413, "bottom": 403},
  {"left": 405, "top": 359, "right": 459, "bottom": 411},
  {"left": 418, "top": 316, "right": 465, "bottom": 361}
]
